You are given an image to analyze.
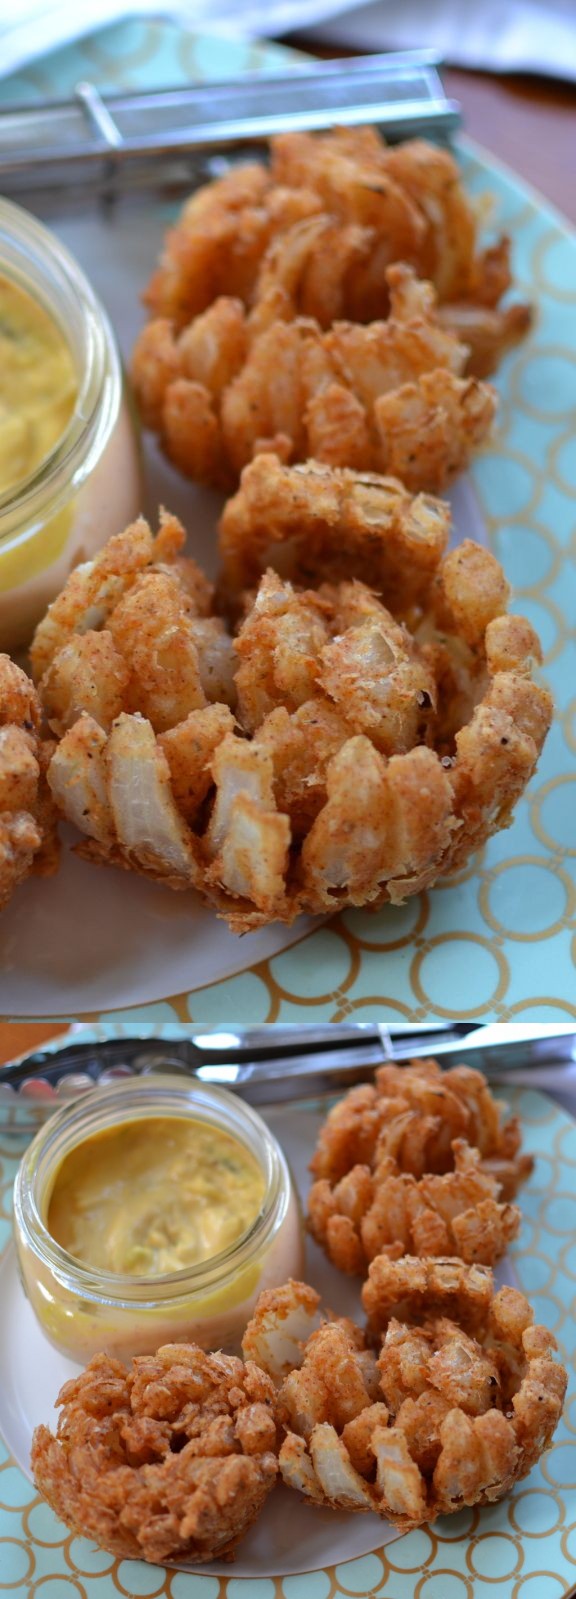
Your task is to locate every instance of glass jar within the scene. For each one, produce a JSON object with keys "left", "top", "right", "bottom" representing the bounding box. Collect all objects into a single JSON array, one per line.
[
  {"left": 0, "top": 197, "right": 142, "bottom": 651},
  {"left": 13, "top": 1074, "right": 304, "bottom": 1365}
]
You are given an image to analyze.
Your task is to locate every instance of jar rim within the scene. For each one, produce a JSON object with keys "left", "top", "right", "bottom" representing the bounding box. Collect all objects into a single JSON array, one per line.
[
  {"left": 13, "top": 1073, "right": 290, "bottom": 1307},
  {"left": 0, "top": 195, "right": 120, "bottom": 528}
]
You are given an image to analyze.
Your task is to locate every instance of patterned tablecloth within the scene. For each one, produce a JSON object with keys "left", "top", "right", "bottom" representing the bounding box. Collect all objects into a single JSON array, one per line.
[
  {"left": 0, "top": 1026, "right": 575, "bottom": 1598},
  {"left": 1, "top": 19, "right": 575, "bottom": 1019}
]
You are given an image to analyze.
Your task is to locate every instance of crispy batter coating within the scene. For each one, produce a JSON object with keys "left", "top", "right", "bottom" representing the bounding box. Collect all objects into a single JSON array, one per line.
[
  {"left": 33, "top": 514, "right": 235, "bottom": 739},
  {"left": 299, "top": 738, "right": 457, "bottom": 911},
  {"left": 38, "top": 631, "right": 131, "bottom": 737},
  {"left": 247, "top": 213, "right": 377, "bottom": 337},
  {"left": 437, "top": 298, "right": 533, "bottom": 379},
  {"left": 244, "top": 1271, "right": 566, "bottom": 1529},
  {"left": 235, "top": 571, "right": 438, "bottom": 755},
  {"left": 257, "top": 698, "right": 355, "bottom": 839},
  {"left": 363, "top": 1254, "right": 498, "bottom": 1340},
  {"left": 372, "top": 368, "right": 496, "bottom": 493},
  {"left": 107, "top": 573, "right": 235, "bottom": 732},
  {"left": 31, "top": 516, "right": 160, "bottom": 683},
  {"left": 64, "top": 712, "right": 203, "bottom": 891},
  {"left": 310, "top": 1057, "right": 533, "bottom": 1190},
  {"left": 47, "top": 714, "right": 115, "bottom": 848},
  {"left": 134, "top": 129, "right": 531, "bottom": 495},
  {"left": 144, "top": 163, "right": 323, "bottom": 326},
  {"left": 0, "top": 805, "right": 42, "bottom": 912},
  {"left": 0, "top": 655, "right": 60, "bottom": 911},
  {"left": 218, "top": 455, "right": 450, "bottom": 612},
  {"left": 39, "top": 507, "right": 551, "bottom": 930},
  {"left": 31, "top": 1343, "right": 279, "bottom": 1565},
  {"left": 308, "top": 1059, "right": 531, "bottom": 1272},
  {"left": 133, "top": 264, "right": 497, "bottom": 494},
  {"left": 269, "top": 131, "right": 426, "bottom": 321},
  {"left": 242, "top": 1279, "right": 324, "bottom": 1381},
  {"left": 158, "top": 704, "right": 236, "bottom": 822},
  {"left": 444, "top": 669, "right": 553, "bottom": 873},
  {"left": 308, "top": 1139, "right": 521, "bottom": 1273},
  {"left": 202, "top": 734, "right": 291, "bottom": 920},
  {"left": 234, "top": 571, "right": 333, "bottom": 733},
  {"left": 319, "top": 609, "right": 436, "bottom": 756},
  {"left": 145, "top": 129, "right": 530, "bottom": 351},
  {"left": 31, "top": 512, "right": 213, "bottom": 679},
  {"left": 0, "top": 653, "right": 41, "bottom": 731},
  {"left": 432, "top": 539, "right": 510, "bottom": 646},
  {"left": 270, "top": 130, "right": 499, "bottom": 309}
]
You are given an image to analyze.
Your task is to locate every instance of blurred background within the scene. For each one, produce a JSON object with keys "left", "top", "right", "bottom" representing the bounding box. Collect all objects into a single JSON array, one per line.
[
  {"left": 3, "top": 0, "right": 576, "bottom": 77},
  {"left": 0, "top": 2, "right": 575, "bottom": 218}
]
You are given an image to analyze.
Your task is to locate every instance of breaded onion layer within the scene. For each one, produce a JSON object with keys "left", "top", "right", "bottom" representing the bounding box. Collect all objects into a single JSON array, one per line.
[
  {"left": 243, "top": 1272, "right": 566, "bottom": 1529},
  {"left": 132, "top": 265, "right": 497, "bottom": 495},
  {"left": 31, "top": 1343, "right": 279, "bottom": 1565},
  {"left": 0, "top": 654, "right": 59, "bottom": 911},
  {"left": 34, "top": 496, "right": 551, "bottom": 931}
]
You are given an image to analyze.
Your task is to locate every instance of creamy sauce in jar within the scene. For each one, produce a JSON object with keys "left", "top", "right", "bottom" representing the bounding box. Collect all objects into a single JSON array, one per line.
[
  {"left": 0, "top": 200, "right": 143, "bottom": 650},
  {"left": 47, "top": 1116, "right": 266, "bottom": 1276},
  {"left": 0, "top": 274, "right": 77, "bottom": 496}
]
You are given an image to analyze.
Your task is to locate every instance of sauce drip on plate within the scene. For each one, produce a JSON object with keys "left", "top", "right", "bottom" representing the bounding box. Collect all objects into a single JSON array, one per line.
[{"left": 47, "top": 1116, "right": 266, "bottom": 1276}]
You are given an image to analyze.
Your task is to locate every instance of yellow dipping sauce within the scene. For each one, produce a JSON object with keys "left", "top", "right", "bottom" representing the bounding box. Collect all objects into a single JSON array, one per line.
[
  {"left": 0, "top": 273, "right": 77, "bottom": 497},
  {"left": 47, "top": 1117, "right": 266, "bottom": 1276}
]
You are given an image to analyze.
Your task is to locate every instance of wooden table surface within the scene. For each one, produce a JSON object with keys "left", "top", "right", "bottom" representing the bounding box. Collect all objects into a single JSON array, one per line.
[
  {"left": 0, "top": 1023, "right": 67, "bottom": 1065},
  {"left": 442, "top": 67, "right": 576, "bottom": 224},
  {"left": 0, "top": 58, "right": 573, "bottom": 1067}
]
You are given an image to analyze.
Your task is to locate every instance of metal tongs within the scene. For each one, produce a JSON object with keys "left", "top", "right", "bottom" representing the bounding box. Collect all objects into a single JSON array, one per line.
[
  {"left": 1, "top": 1024, "right": 575, "bottom": 1132},
  {"left": 0, "top": 51, "right": 460, "bottom": 200}
]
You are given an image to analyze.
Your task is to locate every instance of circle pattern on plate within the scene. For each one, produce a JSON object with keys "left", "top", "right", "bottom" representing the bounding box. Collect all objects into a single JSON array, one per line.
[
  {"left": 1, "top": 1041, "right": 575, "bottom": 1599},
  {"left": 2, "top": 24, "right": 576, "bottom": 1023},
  {"left": 174, "top": 119, "right": 576, "bottom": 1029}
]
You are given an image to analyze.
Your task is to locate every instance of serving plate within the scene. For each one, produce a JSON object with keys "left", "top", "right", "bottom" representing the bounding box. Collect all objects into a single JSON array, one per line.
[
  {"left": 0, "top": 1028, "right": 575, "bottom": 1596},
  {"left": 0, "top": 18, "right": 575, "bottom": 1022}
]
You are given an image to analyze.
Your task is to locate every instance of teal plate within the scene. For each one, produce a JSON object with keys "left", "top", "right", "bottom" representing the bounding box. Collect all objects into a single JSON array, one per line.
[
  {"left": 0, "top": 1026, "right": 575, "bottom": 1597},
  {"left": 1, "top": 20, "right": 575, "bottom": 1022}
]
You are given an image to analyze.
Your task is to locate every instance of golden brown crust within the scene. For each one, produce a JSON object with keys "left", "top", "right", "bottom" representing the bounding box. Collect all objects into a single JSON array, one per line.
[
  {"left": 31, "top": 1344, "right": 279, "bottom": 1565},
  {"left": 36, "top": 504, "right": 551, "bottom": 930},
  {"left": 218, "top": 455, "right": 450, "bottom": 613},
  {"left": 144, "top": 129, "right": 529, "bottom": 335},
  {"left": 438, "top": 298, "right": 533, "bottom": 378},
  {"left": 245, "top": 1269, "right": 566, "bottom": 1529},
  {"left": 310, "top": 1058, "right": 532, "bottom": 1187},
  {"left": 307, "top": 1060, "right": 531, "bottom": 1274},
  {"left": 132, "top": 265, "right": 498, "bottom": 495},
  {"left": 143, "top": 164, "right": 321, "bottom": 326},
  {"left": 242, "top": 1279, "right": 323, "bottom": 1381},
  {"left": 308, "top": 1143, "right": 521, "bottom": 1273},
  {"left": 133, "top": 128, "right": 531, "bottom": 493},
  {"left": 33, "top": 513, "right": 234, "bottom": 740},
  {"left": 0, "top": 655, "right": 60, "bottom": 910}
]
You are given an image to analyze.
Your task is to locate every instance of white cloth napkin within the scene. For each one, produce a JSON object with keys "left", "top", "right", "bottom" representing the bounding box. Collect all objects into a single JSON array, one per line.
[{"left": 0, "top": 0, "right": 575, "bottom": 82}]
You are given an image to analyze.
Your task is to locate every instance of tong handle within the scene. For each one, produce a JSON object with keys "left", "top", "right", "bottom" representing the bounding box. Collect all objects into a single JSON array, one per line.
[
  {"left": 0, "top": 52, "right": 460, "bottom": 196},
  {"left": 1, "top": 1026, "right": 574, "bottom": 1131},
  {"left": 0, "top": 1025, "right": 463, "bottom": 1128}
]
